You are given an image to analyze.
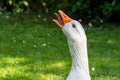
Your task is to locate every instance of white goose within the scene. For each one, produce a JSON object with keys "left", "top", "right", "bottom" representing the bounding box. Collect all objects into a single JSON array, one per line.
[{"left": 53, "top": 10, "right": 91, "bottom": 80}]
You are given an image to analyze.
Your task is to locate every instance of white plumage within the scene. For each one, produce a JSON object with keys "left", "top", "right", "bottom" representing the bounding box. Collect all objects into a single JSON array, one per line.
[
  {"left": 53, "top": 10, "right": 91, "bottom": 80},
  {"left": 63, "top": 20, "right": 90, "bottom": 80}
]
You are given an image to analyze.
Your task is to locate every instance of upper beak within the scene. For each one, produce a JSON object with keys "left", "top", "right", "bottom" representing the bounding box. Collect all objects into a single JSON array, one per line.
[
  {"left": 58, "top": 10, "right": 73, "bottom": 25},
  {"left": 53, "top": 10, "right": 73, "bottom": 29}
]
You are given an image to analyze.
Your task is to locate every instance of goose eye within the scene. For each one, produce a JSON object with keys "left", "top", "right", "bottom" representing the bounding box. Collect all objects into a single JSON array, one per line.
[{"left": 72, "top": 24, "right": 76, "bottom": 28}]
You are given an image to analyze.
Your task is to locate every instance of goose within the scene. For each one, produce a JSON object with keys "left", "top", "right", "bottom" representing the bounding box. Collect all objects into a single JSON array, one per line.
[{"left": 53, "top": 10, "right": 91, "bottom": 80}]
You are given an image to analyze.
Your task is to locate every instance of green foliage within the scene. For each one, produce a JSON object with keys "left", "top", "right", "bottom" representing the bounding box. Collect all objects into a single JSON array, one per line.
[
  {"left": 0, "top": 13, "right": 120, "bottom": 80},
  {"left": 101, "top": 0, "right": 120, "bottom": 21},
  {"left": 7, "top": 0, "right": 29, "bottom": 13},
  {"left": 0, "top": 0, "right": 120, "bottom": 22},
  {"left": 71, "top": 0, "right": 88, "bottom": 12}
]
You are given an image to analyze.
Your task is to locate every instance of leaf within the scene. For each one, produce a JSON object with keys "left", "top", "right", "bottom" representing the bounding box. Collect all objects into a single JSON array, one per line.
[
  {"left": 23, "top": 1, "right": 29, "bottom": 6},
  {"left": 8, "top": 0, "right": 12, "bottom": 5}
]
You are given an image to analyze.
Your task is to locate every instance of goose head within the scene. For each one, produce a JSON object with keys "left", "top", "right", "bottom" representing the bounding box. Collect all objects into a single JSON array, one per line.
[{"left": 53, "top": 10, "right": 86, "bottom": 42}]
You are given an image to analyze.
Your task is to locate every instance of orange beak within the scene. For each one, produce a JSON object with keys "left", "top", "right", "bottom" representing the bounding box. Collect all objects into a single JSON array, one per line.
[
  {"left": 58, "top": 10, "right": 73, "bottom": 25},
  {"left": 53, "top": 10, "right": 73, "bottom": 29}
]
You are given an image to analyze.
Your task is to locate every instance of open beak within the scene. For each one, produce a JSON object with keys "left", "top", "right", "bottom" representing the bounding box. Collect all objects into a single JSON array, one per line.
[{"left": 53, "top": 10, "right": 73, "bottom": 29}]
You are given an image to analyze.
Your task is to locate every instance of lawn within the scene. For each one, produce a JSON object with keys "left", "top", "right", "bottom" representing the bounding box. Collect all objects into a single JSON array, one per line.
[{"left": 0, "top": 13, "right": 120, "bottom": 80}]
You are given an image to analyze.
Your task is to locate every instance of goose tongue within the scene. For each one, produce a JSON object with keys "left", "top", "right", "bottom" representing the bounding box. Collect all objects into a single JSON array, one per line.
[{"left": 58, "top": 10, "right": 73, "bottom": 25}]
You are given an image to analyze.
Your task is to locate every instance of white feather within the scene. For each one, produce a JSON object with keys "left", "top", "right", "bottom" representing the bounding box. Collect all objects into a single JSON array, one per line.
[{"left": 62, "top": 20, "right": 91, "bottom": 80}]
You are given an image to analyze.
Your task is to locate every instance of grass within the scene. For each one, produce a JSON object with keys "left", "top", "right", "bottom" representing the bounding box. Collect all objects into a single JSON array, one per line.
[{"left": 0, "top": 13, "right": 120, "bottom": 80}]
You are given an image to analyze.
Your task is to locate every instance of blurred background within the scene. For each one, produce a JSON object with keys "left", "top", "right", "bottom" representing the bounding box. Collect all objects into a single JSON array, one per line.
[
  {"left": 0, "top": 0, "right": 120, "bottom": 24},
  {"left": 0, "top": 0, "right": 120, "bottom": 80}
]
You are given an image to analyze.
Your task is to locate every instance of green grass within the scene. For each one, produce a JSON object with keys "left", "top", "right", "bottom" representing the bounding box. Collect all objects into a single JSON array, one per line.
[{"left": 0, "top": 13, "right": 120, "bottom": 80}]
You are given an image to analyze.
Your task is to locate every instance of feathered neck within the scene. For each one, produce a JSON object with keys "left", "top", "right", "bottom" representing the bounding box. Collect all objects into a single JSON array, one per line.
[
  {"left": 62, "top": 20, "right": 91, "bottom": 80},
  {"left": 68, "top": 39, "right": 89, "bottom": 70},
  {"left": 66, "top": 37, "right": 90, "bottom": 80}
]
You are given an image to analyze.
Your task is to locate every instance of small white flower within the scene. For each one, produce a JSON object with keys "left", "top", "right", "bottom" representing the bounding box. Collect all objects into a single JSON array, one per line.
[
  {"left": 12, "top": 37, "right": 15, "bottom": 40},
  {"left": 42, "top": 2, "right": 46, "bottom": 6},
  {"left": 88, "top": 22, "right": 93, "bottom": 27},
  {"left": 6, "top": 15, "right": 10, "bottom": 19},
  {"left": 33, "top": 45, "right": 37, "bottom": 48},
  {"left": 47, "top": 33, "right": 50, "bottom": 36},
  {"left": 78, "top": 19, "right": 82, "bottom": 22},
  {"left": 13, "top": 40, "right": 16, "bottom": 42},
  {"left": 12, "top": 37, "right": 16, "bottom": 42},
  {"left": 43, "top": 18, "right": 47, "bottom": 21},
  {"left": 22, "top": 40, "right": 26, "bottom": 43},
  {"left": 42, "top": 43, "right": 46, "bottom": 47},
  {"left": 16, "top": 61, "right": 19, "bottom": 64},
  {"left": 0, "top": 12, "right": 2, "bottom": 15},
  {"left": 92, "top": 67, "right": 95, "bottom": 71},
  {"left": 38, "top": 15, "right": 41, "bottom": 18},
  {"left": 100, "top": 20, "right": 103, "bottom": 23},
  {"left": 100, "top": 75, "right": 103, "bottom": 77}
]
